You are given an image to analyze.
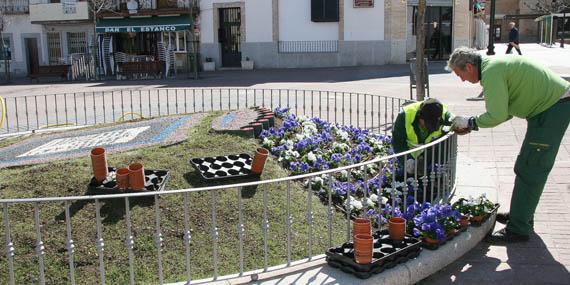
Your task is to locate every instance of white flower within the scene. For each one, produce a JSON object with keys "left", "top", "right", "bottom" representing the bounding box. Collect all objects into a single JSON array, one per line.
[
  {"left": 340, "top": 170, "right": 348, "bottom": 179},
  {"left": 307, "top": 151, "right": 317, "bottom": 162},
  {"left": 381, "top": 196, "right": 389, "bottom": 205},
  {"left": 313, "top": 176, "right": 323, "bottom": 185},
  {"left": 351, "top": 200, "right": 363, "bottom": 210},
  {"left": 262, "top": 137, "right": 275, "bottom": 148},
  {"left": 285, "top": 140, "right": 294, "bottom": 150},
  {"left": 370, "top": 194, "right": 378, "bottom": 202},
  {"left": 295, "top": 133, "right": 305, "bottom": 140},
  {"left": 366, "top": 198, "right": 375, "bottom": 207}
]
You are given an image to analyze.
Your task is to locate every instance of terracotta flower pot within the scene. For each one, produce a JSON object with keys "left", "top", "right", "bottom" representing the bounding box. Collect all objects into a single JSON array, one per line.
[
  {"left": 388, "top": 217, "right": 406, "bottom": 241},
  {"left": 471, "top": 215, "right": 483, "bottom": 223},
  {"left": 352, "top": 218, "right": 371, "bottom": 237},
  {"left": 116, "top": 167, "right": 130, "bottom": 190},
  {"left": 251, "top": 148, "right": 269, "bottom": 174},
  {"left": 424, "top": 236, "right": 439, "bottom": 246},
  {"left": 459, "top": 216, "right": 470, "bottom": 228},
  {"left": 90, "top": 147, "right": 108, "bottom": 182},
  {"left": 353, "top": 234, "right": 373, "bottom": 264},
  {"left": 128, "top": 162, "right": 146, "bottom": 191}
]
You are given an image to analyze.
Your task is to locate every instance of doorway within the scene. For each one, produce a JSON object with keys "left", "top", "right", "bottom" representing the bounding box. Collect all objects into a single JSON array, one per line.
[
  {"left": 424, "top": 6, "right": 453, "bottom": 60},
  {"left": 25, "top": 38, "right": 40, "bottom": 75},
  {"left": 218, "top": 7, "right": 241, "bottom": 67}
]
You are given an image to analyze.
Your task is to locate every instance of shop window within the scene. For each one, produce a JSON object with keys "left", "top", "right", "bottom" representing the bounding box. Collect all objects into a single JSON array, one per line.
[
  {"left": 311, "top": 0, "right": 339, "bottom": 22},
  {"left": 47, "top": 32, "right": 62, "bottom": 65},
  {"left": 67, "top": 32, "right": 87, "bottom": 54},
  {"left": 0, "top": 37, "right": 11, "bottom": 61},
  {"left": 162, "top": 31, "right": 187, "bottom": 52}
]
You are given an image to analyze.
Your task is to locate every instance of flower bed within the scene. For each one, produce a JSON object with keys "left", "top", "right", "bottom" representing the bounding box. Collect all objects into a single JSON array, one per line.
[{"left": 260, "top": 107, "right": 496, "bottom": 249}]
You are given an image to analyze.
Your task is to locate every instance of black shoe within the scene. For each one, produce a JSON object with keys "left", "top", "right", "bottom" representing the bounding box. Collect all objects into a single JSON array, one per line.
[
  {"left": 485, "top": 228, "right": 529, "bottom": 244},
  {"left": 496, "top": 212, "right": 509, "bottom": 224}
]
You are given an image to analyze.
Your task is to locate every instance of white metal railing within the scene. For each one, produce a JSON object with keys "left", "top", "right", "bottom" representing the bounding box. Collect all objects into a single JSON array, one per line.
[
  {"left": 0, "top": 89, "right": 458, "bottom": 284},
  {"left": 278, "top": 40, "right": 339, "bottom": 53}
]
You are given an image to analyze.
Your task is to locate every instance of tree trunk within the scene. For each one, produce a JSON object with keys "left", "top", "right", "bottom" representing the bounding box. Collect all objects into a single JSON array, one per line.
[{"left": 415, "top": 0, "right": 427, "bottom": 101}]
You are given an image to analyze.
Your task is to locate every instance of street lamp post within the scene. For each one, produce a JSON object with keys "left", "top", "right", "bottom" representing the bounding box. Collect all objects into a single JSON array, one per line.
[
  {"left": 562, "top": 12, "right": 566, "bottom": 48},
  {"left": 486, "top": 0, "right": 496, "bottom": 55}
]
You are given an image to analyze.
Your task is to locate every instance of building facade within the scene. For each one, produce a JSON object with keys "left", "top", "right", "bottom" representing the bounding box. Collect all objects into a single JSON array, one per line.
[
  {"left": 2, "top": 0, "right": 484, "bottom": 78},
  {"left": 200, "top": 0, "right": 476, "bottom": 70}
]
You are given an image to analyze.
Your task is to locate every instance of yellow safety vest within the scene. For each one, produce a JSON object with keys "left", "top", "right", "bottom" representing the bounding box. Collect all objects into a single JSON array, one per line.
[{"left": 403, "top": 101, "right": 448, "bottom": 158}]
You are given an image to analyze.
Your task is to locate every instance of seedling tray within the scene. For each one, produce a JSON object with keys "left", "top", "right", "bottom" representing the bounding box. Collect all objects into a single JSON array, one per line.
[
  {"left": 87, "top": 167, "right": 170, "bottom": 195},
  {"left": 325, "top": 230, "right": 422, "bottom": 279},
  {"left": 189, "top": 153, "right": 258, "bottom": 181}
]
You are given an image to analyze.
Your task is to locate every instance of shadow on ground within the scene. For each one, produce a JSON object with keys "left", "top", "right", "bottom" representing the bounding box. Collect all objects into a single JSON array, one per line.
[
  {"left": 5, "top": 62, "right": 449, "bottom": 88},
  {"left": 419, "top": 234, "right": 570, "bottom": 284}
]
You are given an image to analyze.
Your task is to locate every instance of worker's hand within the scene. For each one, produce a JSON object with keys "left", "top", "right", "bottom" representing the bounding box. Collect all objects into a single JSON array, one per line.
[
  {"left": 405, "top": 159, "right": 416, "bottom": 174},
  {"left": 454, "top": 128, "right": 471, "bottom": 135},
  {"left": 452, "top": 116, "right": 470, "bottom": 130}
]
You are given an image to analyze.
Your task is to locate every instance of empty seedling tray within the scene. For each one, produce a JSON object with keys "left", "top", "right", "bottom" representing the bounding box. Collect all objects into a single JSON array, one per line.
[
  {"left": 326, "top": 230, "right": 422, "bottom": 279},
  {"left": 87, "top": 167, "right": 170, "bottom": 195},
  {"left": 189, "top": 153, "right": 258, "bottom": 181}
]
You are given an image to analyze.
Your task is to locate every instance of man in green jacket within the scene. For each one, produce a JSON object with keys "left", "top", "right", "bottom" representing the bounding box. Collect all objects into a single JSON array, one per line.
[
  {"left": 447, "top": 47, "right": 570, "bottom": 243},
  {"left": 392, "top": 98, "right": 453, "bottom": 202}
]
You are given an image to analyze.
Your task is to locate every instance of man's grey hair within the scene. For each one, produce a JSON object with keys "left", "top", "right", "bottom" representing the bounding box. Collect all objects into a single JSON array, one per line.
[{"left": 445, "top": 47, "right": 481, "bottom": 71}]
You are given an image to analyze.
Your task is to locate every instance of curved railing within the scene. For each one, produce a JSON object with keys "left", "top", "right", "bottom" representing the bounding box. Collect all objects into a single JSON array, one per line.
[{"left": 0, "top": 89, "right": 457, "bottom": 284}]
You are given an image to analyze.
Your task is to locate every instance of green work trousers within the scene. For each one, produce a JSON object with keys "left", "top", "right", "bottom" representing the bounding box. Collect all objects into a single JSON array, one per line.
[{"left": 507, "top": 98, "right": 570, "bottom": 236}]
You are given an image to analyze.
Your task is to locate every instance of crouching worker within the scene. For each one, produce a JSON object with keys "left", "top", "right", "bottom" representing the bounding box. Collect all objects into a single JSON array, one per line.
[{"left": 391, "top": 98, "right": 454, "bottom": 203}]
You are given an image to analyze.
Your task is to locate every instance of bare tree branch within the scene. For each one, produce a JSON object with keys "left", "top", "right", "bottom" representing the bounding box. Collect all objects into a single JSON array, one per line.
[{"left": 524, "top": 0, "right": 570, "bottom": 14}]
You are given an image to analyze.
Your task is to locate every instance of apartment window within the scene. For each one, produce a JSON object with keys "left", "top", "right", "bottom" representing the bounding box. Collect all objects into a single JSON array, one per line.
[
  {"left": 0, "top": 37, "right": 11, "bottom": 60},
  {"left": 162, "top": 31, "right": 187, "bottom": 52},
  {"left": 311, "top": 0, "right": 339, "bottom": 22},
  {"left": 67, "top": 32, "right": 87, "bottom": 54},
  {"left": 47, "top": 32, "right": 62, "bottom": 64}
]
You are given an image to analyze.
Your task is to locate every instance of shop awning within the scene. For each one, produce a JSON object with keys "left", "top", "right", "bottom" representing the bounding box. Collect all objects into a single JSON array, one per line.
[{"left": 96, "top": 15, "right": 191, "bottom": 33}]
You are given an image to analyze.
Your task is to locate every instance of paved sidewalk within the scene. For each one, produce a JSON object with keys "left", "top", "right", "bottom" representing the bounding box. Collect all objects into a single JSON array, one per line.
[{"left": 1, "top": 43, "right": 569, "bottom": 284}]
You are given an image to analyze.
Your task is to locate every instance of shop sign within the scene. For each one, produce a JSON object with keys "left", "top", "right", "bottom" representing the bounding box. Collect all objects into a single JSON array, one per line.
[
  {"left": 99, "top": 25, "right": 181, "bottom": 33},
  {"left": 354, "top": 0, "right": 374, "bottom": 7}
]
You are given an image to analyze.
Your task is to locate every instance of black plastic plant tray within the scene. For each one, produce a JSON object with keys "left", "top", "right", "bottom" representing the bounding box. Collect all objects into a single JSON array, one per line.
[
  {"left": 189, "top": 153, "right": 258, "bottom": 181},
  {"left": 86, "top": 167, "right": 170, "bottom": 195},
  {"left": 325, "top": 230, "right": 422, "bottom": 279}
]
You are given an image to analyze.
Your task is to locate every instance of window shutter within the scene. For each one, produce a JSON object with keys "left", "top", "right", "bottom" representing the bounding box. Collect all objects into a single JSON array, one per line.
[{"left": 311, "top": 0, "right": 339, "bottom": 22}]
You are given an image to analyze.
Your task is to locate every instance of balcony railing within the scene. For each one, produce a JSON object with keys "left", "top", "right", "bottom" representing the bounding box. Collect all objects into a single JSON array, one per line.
[{"left": 1, "top": 0, "right": 29, "bottom": 14}]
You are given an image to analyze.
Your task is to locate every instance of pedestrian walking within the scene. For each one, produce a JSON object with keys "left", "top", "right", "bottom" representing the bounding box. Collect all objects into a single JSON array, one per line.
[
  {"left": 447, "top": 47, "right": 570, "bottom": 243},
  {"left": 506, "top": 22, "right": 522, "bottom": 55}
]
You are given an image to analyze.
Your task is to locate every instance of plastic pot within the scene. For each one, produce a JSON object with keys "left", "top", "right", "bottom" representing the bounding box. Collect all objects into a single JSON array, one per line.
[
  {"left": 424, "top": 236, "right": 439, "bottom": 246},
  {"left": 116, "top": 167, "right": 130, "bottom": 190},
  {"left": 128, "top": 162, "right": 146, "bottom": 190},
  {"left": 353, "top": 234, "right": 373, "bottom": 264},
  {"left": 90, "top": 147, "right": 108, "bottom": 182},
  {"left": 352, "top": 218, "right": 371, "bottom": 237},
  {"left": 251, "top": 148, "right": 269, "bottom": 174},
  {"left": 388, "top": 217, "right": 406, "bottom": 241}
]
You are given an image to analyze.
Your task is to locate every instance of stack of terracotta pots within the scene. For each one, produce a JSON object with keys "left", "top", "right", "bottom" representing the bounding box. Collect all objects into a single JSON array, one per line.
[
  {"left": 90, "top": 147, "right": 146, "bottom": 191},
  {"left": 352, "top": 218, "right": 373, "bottom": 264}
]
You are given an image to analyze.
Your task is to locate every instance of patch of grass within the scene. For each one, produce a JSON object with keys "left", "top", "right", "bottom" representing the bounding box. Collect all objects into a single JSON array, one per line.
[{"left": 0, "top": 113, "right": 347, "bottom": 284}]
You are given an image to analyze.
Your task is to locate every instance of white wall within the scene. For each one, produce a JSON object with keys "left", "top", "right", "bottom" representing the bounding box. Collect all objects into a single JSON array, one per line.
[
  {"left": 199, "top": 0, "right": 215, "bottom": 43},
  {"left": 245, "top": 0, "right": 272, "bottom": 42},
  {"left": 4, "top": 14, "right": 45, "bottom": 73},
  {"left": 279, "top": 0, "right": 338, "bottom": 41},
  {"left": 343, "top": 0, "right": 384, "bottom": 41}
]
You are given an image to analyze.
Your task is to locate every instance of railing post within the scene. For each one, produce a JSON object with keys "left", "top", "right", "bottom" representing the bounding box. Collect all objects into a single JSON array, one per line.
[{"left": 3, "top": 203, "right": 16, "bottom": 285}]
